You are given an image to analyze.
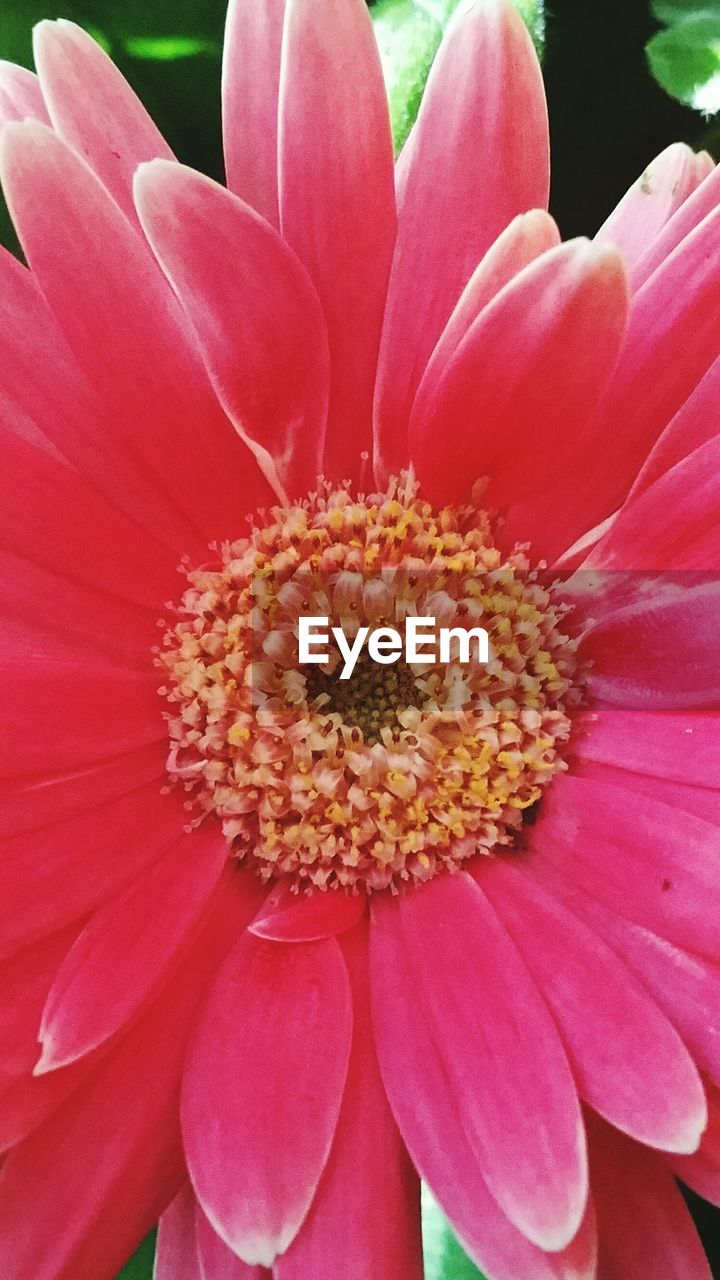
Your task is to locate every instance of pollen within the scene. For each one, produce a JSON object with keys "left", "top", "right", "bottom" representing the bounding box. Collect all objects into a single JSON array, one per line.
[{"left": 157, "top": 473, "right": 582, "bottom": 893}]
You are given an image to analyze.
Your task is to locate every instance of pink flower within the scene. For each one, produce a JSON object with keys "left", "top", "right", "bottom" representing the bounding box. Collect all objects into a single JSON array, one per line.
[{"left": 1, "top": 0, "right": 720, "bottom": 1276}]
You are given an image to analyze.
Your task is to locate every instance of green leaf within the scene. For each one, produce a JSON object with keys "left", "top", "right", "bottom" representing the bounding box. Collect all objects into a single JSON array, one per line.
[
  {"left": 422, "top": 1186, "right": 489, "bottom": 1280},
  {"left": 647, "top": 14, "right": 720, "bottom": 112},
  {"left": 651, "top": 0, "right": 720, "bottom": 24},
  {"left": 371, "top": 0, "right": 544, "bottom": 153},
  {"left": 115, "top": 1230, "right": 156, "bottom": 1280}
]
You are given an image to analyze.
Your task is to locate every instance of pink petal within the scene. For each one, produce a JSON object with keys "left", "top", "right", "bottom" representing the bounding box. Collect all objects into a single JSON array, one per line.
[
  {"left": 595, "top": 143, "right": 709, "bottom": 274},
  {"left": 543, "top": 882, "right": 720, "bottom": 1091},
  {"left": 374, "top": 0, "right": 549, "bottom": 480},
  {"left": 587, "top": 434, "right": 720, "bottom": 570},
  {"left": 196, "top": 1202, "right": 271, "bottom": 1279},
  {"left": 372, "top": 875, "right": 587, "bottom": 1251},
  {"left": 0, "top": 432, "right": 182, "bottom": 608},
  {"left": 182, "top": 934, "right": 352, "bottom": 1266},
  {"left": 0, "top": 876, "right": 252, "bottom": 1280},
  {"left": 668, "top": 1079, "right": 720, "bottom": 1205},
  {"left": 135, "top": 161, "right": 329, "bottom": 498},
  {"left": 628, "top": 354, "right": 720, "bottom": 499},
  {"left": 411, "top": 240, "right": 628, "bottom": 559},
  {"left": 275, "top": 922, "right": 423, "bottom": 1280},
  {"left": 0, "top": 926, "right": 79, "bottom": 1075},
  {"left": 529, "top": 774, "right": 720, "bottom": 959},
  {"left": 588, "top": 1113, "right": 712, "bottom": 1279},
  {"left": 411, "top": 210, "right": 560, "bottom": 432},
  {"left": 573, "top": 759, "right": 720, "bottom": 826},
  {"left": 561, "top": 200, "right": 720, "bottom": 555},
  {"left": 0, "top": 784, "right": 184, "bottom": 958},
  {"left": 580, "top": 579, "right": 720, "bottom": 708},
  {"left": 249, "top": 884, "right": 366, "bottom": 942},
  {"left": 633, "top": 158, "right": 720, "bottom": 289},
  {"left": 573, "top": 709, "right": 720, "bottom": 788},
  {"left": 33, "top": 20, "right": 174, "bottom": 225},
  {"left": 37, "top": 827, "right": 231, "bottom": 1071},
  {"left": 278, "top": 0, "right": 395, "bottom": 481},
  {"left": 155, "top": 1185, "right": 204, "bottom": 1280},
  {"left": 222, "top": 0, "right": 286, "bottom": 226},
  {"left": 370, "top": 891, "right": 596, "bottom": 1278},
  {"left": 0, "top": 240, "right": 205, "bottom": 556},
  {"left": 0, "top": 742, "right": 166, "bottom": 840},
  {"left": 480, "top": 859, "right": 706, "bottom": 1153},
  {"left": 0, "top": 122, "right": 272, "bottom": 537},
  {"left": 0, "top": 62, "right": 50, "bottom": 126}
]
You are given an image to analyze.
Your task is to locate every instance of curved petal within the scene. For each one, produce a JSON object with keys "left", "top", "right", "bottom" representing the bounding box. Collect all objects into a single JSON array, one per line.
[
  {"left": 529, "top": 774, "right": 720, "bottom": 959},
  {"left": 278, "top": 0, "right": 395, "bottom": 481},
  {"left": 480, "top": 859, "right": 706, "bottom": 1153},
  {"left": 0, "top": 742, "right": 166, "bottom": 840},
  {"left": 135, "top": 161, "right": 329, "bottom": 498},
  {"left": 0, "top": 122, "right": 272, "bottom": 538},
  {"left": 370, "top": 892, "right": 596, "bottom": 1279},
  {"left": 372, "top": 875, "right": 587, "bottom": 1252},
  {"left": 633, "top": 159, "right": 720, "bottom": 288},
  {"left": 182, "top": 934, "right": 352, "bottom": 1266},
  {"left": 374, "top": 0, "right": 549, "bottom": 480},
  {"left": 33, "top": 20, "right": 174, "bottom": 225},
  {"left": 222, "top": 0, "right": 286, "bottom": 226},
  {"left": 276, "top": 922, "right": 423, "bottom": 1280},
  {"left": 562, "top": 200, "right": 720, "bottom": 555},
  {"left": 195, "top": 1202, "right": 271, "bottom": 1279},
  {"left": 572, "top": 709, "right": 720, "bottom": 788},
  {"left": 628, "top": 354, "right": 720, "bottom": 500},
  {"left": 0, "top": 876, "right": 252, "bottom": 1280},
  {"left": 0, "top": 61, "right": 50, "bottom": 126},
  {"left": 595, "top": 143, "right": 711, "bottom": 275},
  {"left": 411, "top": 210, "right": 560, "bottom": 432},
  {"left": 581, "top": 579, "right": 720, "bottom": 708},
  {"left": 0, "top": 784, "right": 184, "bottom": 958},
  {"left": 588, "top": 1113, "right": 712, "bottom": 1279},
  {"left": 37, "top": 828, "right": 231, "bottom": 1071},
  {"left": 411, "top": 240, "right": 628, "bottom": 559},
  {"left": 668, "top": 1080, "right": 720, "bottom": 1206},
  {"left": 155, "top": 1185, "right": 204, "bottom": 1280},
  {"left": 0, "top": 926, "right": 79, "bottom": 1075},
  {"left": 248, "top": 883, "right": 366, "bottom": 942}
]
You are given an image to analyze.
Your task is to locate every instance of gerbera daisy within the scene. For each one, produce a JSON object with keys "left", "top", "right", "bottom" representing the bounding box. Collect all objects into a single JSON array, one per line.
[{"left": 1, "top": 0, "right": 720, "bottom": 1277}]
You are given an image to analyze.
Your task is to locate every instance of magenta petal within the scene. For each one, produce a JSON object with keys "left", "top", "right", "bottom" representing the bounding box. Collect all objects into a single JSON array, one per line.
[
  {"left": 37, "top": 828, "right": 230, "bottom": 1070},
  {"left": 374, "top": 0, "right": 549, "bottom": 479},
  {"left": 222, "top": 0, "right": 286, "bottom": 226},
  {"left": 33, "top": 20, "right": 174, "bottom": 224},
  {"left": 669, "top": 1080, "right": 720, "bottom": 1206},
  {"left": 370, "top": 893, "right": 595, "bottom": 1278},
  {"left": 0, "top": 926, "right": 78, "bottom": 1075},
  {"left": 196, "top": 1202, "right": 271, "bottom": 1279},
  {"left": 581, "top": 579, "right": 720, "bottom": 708},
  {"left": 278, "top": 0, "right": 395, "bottom": 481},
  {"left": 410, "top": 240, "right": 628, "bottom": 558},
  {"left": 372, "top": 876, "right": 587, "bottom": 1252},
  {"left": 588, "top": 1113, "right": 712, "bottom": 1279},
  {"left": 529, "top": 774, "right": 720, "bottom": 959},
  {"left": 182, "top": 934, "right": 352, "bottom": 1266},
  {"left": 574, "top": 709, "right": 720, "bottom": 787},
  {"left": 275, "top": 923, "right": 423, "bottom": 1280},
  {"left": 135, "top": 160, "right": 329, "bottom": 497},
  {"left": 249, "top": 884, "right": 367, "bottom": 942},
  {"left": 481, "top": 859, "right": 706, "bottom": 1153}
]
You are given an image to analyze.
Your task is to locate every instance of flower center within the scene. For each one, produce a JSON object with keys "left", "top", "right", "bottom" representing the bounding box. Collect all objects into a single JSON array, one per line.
[{"left": 157, "top": 475, "right": 581, "bottom": 893}]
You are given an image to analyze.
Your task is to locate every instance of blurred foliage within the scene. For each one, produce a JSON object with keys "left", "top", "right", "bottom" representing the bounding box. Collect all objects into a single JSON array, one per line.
[
  {"left": 647, "top": 1, "right": 720, "bottom": 112},
  {"left": 116, "top": 1229, "right": 155, "bottom": 1279}
]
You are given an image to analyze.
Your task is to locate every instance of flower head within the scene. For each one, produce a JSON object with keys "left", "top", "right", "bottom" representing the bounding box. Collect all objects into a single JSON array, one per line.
[{"left": 1, "top": 1, "right": 720, "bottom": 1278}]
